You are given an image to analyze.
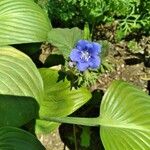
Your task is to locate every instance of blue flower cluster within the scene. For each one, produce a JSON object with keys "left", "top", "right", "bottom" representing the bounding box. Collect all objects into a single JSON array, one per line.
[{"left": 70, "top": 40, "right": 101, "bottom": 71}]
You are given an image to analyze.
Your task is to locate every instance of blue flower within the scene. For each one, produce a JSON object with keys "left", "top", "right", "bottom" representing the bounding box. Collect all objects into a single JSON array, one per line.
[{"left": 70, "top": 40, "right": 101, "bottom": 71}]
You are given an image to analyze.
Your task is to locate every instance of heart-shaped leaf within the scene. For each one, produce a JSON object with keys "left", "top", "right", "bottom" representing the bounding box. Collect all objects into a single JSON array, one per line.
[
  {"left": 47, "top": 28, "right": 83, "bottom": 58},
  {"left": 100, "top": 81, "right": 150, "bottom": 150},
  {"left": 0, "top": 0, "right": 51, "bottom": 46},
  {"left": 36, "top": 68, "right": 91, "bottom": 133},
  {"left": 0, "top": 127, "right": 45, "bottom": 150}
]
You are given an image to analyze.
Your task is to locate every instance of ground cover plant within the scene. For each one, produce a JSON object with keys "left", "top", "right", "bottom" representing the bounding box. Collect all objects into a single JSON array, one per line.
[{"left": 0, "top": 0, "right": 150, "bottom": 150}]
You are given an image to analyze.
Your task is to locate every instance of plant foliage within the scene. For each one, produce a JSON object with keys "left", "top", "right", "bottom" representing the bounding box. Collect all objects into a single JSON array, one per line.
[
  {"left": 0, "top": 46, "right": 91, "bottom": 134},
  {"left": 0, "top": 0, "right": 149, "bottom": 149},
  {"left": 47, "top": 81, "right": 150, "bottom": 150},
  {"left": 38, "top": 0, "right": 150, "bottom": 39},
  {"left": 48, "top": 27, "right": 82, "bottom": 58},
  {"left": 0, "top": 0, "right": 51, "bottom": 45},
  {"left": 0, "top": 127, "right": 45, "bottom": 150},
  {"left": 100, "top": 81, "right": 150, "bottom": 150},
  {"left": 36, "top": 68, "right": 91, "bottom": 133}
]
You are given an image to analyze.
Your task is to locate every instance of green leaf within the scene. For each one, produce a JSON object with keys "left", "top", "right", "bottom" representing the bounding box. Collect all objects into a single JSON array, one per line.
[
  {"left": 36, "top": 68, "right": 91, "bottom": 133},
  {"left": 83, "top": 22, "right": 91, "bottom": 40},
  {"left": 0, "top": 46, "right": 44, "bottom": 126},
  {"left": 100, "top": 81, "right": 150, "bottom": 150},
  {"left": 0, "top": 95, "right": 38, "bottom": 127},
  {"left": 0, "top": 0, "right": 51, "bottom": 46},
  {"left": 0, "top": 127, "right": 45, "bottom": 150},
  {"left": 0, "top": 46, "right": 44, "bottom": 103},
  {"left": 47, "top": 27, "right": 83, "bottom": 58}
]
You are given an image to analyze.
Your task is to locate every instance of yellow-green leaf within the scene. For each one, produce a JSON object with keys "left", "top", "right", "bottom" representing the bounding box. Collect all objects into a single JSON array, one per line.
[
  {"left": 36, "top": 68, "right": 91, "bottom": 133},
  {"left": 100, "top": 81, "right": 150, "bottom": 150}
]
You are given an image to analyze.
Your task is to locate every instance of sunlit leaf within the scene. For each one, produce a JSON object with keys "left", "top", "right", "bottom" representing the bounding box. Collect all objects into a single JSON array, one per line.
[
  {"left": 100, "top": 80, "right": 150, "bottom": 150},
  {"left": 0, "top": 127, "right": 45, "bottom": 150},
  {"left": 0, "top": 0, "right": 51, "bottom": 46},
  {"left": 36, "top": 68, "right": 91, "bottom": 133},
  {"left": 0, "top": 46, "right": 44, "bottom": 103}
]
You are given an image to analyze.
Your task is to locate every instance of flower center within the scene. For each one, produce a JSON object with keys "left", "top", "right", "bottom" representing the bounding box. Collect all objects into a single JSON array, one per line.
[{"left": 80, "top": 51, "right": 91, "bottom": 61}]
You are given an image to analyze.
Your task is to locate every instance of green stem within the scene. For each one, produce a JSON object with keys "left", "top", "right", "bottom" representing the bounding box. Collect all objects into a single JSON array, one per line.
[{"left": 44, "top": 117, "right": 100, "bottom": 126}]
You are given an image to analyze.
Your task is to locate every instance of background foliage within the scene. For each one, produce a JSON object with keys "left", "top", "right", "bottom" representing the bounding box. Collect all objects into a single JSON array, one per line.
[{"left": 38, "top": 0, "right": 150, "bottom": 40}]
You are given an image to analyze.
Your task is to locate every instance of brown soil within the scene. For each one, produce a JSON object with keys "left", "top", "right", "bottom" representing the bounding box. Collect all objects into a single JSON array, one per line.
[{"left": 38, "top": 129, "right": 69, "bottom": 150}]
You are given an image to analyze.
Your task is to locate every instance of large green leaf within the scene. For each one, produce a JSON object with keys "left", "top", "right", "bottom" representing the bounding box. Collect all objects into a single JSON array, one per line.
[
  {"left": 0, "top": 127, "right": 45, "bottom": 150},
  {"left": 36, "top": 68, "right": 91, "bottom": 133},
  {"left": 47, "top": 27, "right": 83, "bottom": 58},
  {"left": 0, "top": 95, "right": 38, "bottom": 127},
  {"left": 0, "top": 46, "right": 44, "bottom": 126},
  {"left": 0, "top": 46, "right": 44, "bottom": 103},
  {"left": 0, "top": 0, "right": 51, "bottom": 46},
  {"left": 100, "top": 81, "right": 150, "bottom": 150}
]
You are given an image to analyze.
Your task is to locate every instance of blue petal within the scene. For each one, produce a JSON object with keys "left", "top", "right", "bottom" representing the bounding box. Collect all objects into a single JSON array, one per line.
[
  {"left": 89, "top": 56, "right": 101, "bottom": 69},
  {"left": 92, "top": 42, "right": 102, "bottom": 54},
  {"left": 77, "top": 62, "right": 89, "bottom": 71},
  {"left": 76, "top": 40, "right": 89, "bottom": 50},
  {"left": 70, "top": 49, "right": 80, "bottom": 62},
  {"left": 85, "top": 43, "right": 93, "bottom": 51},
  {"left": 76, "top": 45, "right": 82, "bottom": 51}
]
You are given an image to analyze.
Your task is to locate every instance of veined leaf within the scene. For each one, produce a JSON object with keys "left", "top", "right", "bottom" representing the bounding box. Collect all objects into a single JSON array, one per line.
[
  {"left": 36, "top": 68, "right": 91, "bottom": 133},
  {"left": 0, "top": 46, "right": 44, "bottom": 126},
  {"left": 100, "top": 81, "right": 150, "bottom": 150},
  {"left": 0, "top": 46, "right": 44, "bottom": 103},
  {"left": 47, "top": 28, "right": 83, "bottom": 58},
  {"left": 0, "top": 0, "right": 51, "bottom": 46},
  {"left": 0, "top": 127, "right": 45, "bottom": 150}
]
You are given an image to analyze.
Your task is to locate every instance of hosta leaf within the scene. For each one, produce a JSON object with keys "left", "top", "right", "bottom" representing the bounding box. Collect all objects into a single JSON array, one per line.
[
  {"left": 0, "top": 46, "right": 44, "bottom": 126},
  {"left": 0, "top": 95, "right": 38, "bottom": 127},
  {"left": 0, "top": 127, "right": 45, "bottom": 150},
  {"left": 36, "top": 68, "right": 91, "bottom": 133},
  {"left": 0, "top": 0, "right": 51, "bottom": 46},
  {"left": 47, "top": 27, "right": 83, "bottom": 58},
  {"left": 0, "top": 46, "right": 44, "bottom": 103},
  {"left": 100, "top": 80, "right": 150, "bottom": 150}
]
